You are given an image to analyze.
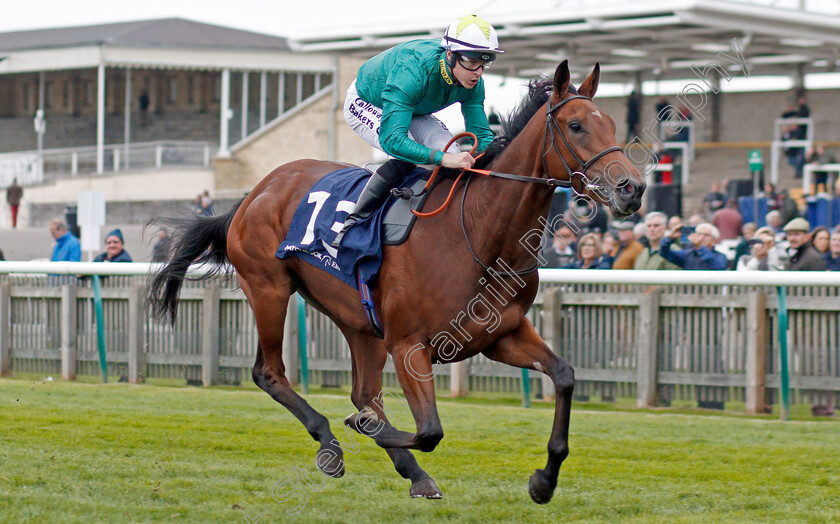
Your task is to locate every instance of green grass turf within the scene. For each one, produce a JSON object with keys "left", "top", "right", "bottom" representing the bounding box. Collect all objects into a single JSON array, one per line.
[{"left": 1, "top": 377, "right": 839, "bottom": 523}]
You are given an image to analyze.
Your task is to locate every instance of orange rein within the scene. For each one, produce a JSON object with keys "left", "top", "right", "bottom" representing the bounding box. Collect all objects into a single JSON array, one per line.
[{"left": 411, "top": 132, "right": 490, "bottom": 218}]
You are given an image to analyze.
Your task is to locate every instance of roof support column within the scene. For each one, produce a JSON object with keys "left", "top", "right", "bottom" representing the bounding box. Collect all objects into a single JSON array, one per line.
[
  {"left": 709, "top": 74, "right": 721, "bottom": 143},
  {"left": 278, "top": 72, "right": 285, "bottom": 117},
  {"left": 37, "top": 72, "right": 45, "bottom": 156},
  {"left": 241, "top": 72, "right": 249, "bottom": 140},
  {"left": 793, "top": 63, "right": 805, "bottom": 98},
  {"left": 96, "top": 64, "right": 105, "bottom": 174},
  {"left": 259, "top": 71, "right": 267, "bottom": 128},
  {"left": 219, "top": 68, "right": 231, "bottom": 157},
  {"left": 124, "top": 67, "right": 131, "bottom": 169}
]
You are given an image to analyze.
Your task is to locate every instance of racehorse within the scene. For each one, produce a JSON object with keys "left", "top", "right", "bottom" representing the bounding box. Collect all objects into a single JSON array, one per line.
[{"left": 147, "top": 60, "right": 644, "bottom": 504}]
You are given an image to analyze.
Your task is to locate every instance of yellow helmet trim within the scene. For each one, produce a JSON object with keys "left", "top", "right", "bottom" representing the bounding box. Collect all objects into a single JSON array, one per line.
[{"left": 456, "top": 15, "right": 491, "bottom": 39}]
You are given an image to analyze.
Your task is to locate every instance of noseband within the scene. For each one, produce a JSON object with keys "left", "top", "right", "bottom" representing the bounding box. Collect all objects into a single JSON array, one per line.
[{"left": 541, "top": 95, "right": 622, "bottom": 196}]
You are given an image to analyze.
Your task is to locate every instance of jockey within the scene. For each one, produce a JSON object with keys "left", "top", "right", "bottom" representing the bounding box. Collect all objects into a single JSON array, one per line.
[{"left": 332, "top": 14, "right": 503, "bottom": 247}]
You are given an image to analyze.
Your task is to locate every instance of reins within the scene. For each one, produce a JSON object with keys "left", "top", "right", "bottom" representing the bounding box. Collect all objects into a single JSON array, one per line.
[{"left": 389, "top": 93, "right": 622, "bottom": 277}]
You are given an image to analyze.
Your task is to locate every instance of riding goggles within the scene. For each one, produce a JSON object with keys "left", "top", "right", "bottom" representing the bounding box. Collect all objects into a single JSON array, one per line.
[{"left": 456, "top": 51, "right": 495, "bottom": 71}]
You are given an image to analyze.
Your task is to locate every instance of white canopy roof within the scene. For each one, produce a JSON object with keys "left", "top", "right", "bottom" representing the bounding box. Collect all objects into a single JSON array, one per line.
[{"left": 288, "top": 0, "right": 840, "bottom": 81}]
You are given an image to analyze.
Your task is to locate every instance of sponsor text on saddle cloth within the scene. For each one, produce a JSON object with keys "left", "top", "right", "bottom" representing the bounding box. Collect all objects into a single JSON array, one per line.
[{"left": 276, "top": 166, "right": 428, "bottom": 290}]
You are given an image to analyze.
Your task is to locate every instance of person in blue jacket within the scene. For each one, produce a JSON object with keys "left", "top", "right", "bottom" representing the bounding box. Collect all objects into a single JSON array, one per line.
[
  {"left": 660, "top": 222, "right": 727, "bottom": 270},
  {"left": 49, "top": 218, "right": 81, "bottom": 262},
  {"left": 332, "top": 14, "right": 503, "bottom": 247},
  {"left": 93, "top": 229, "right": 133, "bottom": 263}
]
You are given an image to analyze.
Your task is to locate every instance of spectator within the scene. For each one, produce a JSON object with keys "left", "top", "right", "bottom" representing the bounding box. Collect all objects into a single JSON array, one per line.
[
  {"left": 660, "top": 223, "right": 727, "bottom": 270},
  {"left": 152, "top": 230, "right": 168, "bottom": 262},
  {"left": 824, "top": 230, "right": 840, "bottom": 271},
  {"left": 625, "top": 90, "right": 640, "bottom": 143},
  {"left": 778, "top": 189, "right": 800, "bottom": 225},
  {"left": 655, "top": 96, "right": 669, "bottom": 139},
  {"left": 765, "top": 210, "right": 784, "bottom": 238},
  {"left": 49, "top": 218, "right": 81, "bottom": 262},
  {"left": 93, "top": 229, "right": 133, "bottom": 263},
  {"left": 634, "top": 212, "right": 681, "bottom": 270},
  {"left": 687, "top": 214, "right": 704, "bottom": 227},
  {"left": 783, "top": 218, "right": 825, "bottom": 271},
  {"left": 541, "top": 224, "right": 577, "bottom": 268},
  {"left": 633, "top": 222, "right": 648, "bottom": 248},
  {"left": 811, "top": 226, "right": 830, "bottom": 255},
  {"left": 667, "top": 215, "right": 683, "bottom": 235},
  {"left": 834, "top": 179, "right": 840, "bottom": 198},
  {"left": 754, "top": 226, "right": 785, "bottom": 268},
  {"left": 702, "top": 182, "right": 725, "bottom": 215},
  {"left": 805, "top": 144, "right": 836, "bottom": 192},
  {"left": 6, "top": 178, "right": 23, "bottom": 228},
  {"left": 611, "top": 221, "right": 644, "bottom": 269},
  {"left": 601, "top": 231, "right": 618, "bottom": 259},
  {"left": 138, "top": 91, "right": 150, "bottom": 126},
  {"left": 199, "top": 191, "right": 215, "bottom": 216},
  {"left": 675, "top": 104, "right": 693, "bottom": 142},
  {"left": 711, "top": 198, "right": 743, "bottom": 240},
  {"left": 736, "top": 230, "right": 780, "bottom": 271},
  {"left": 562, "top": 233, "right": 612, "bottom": 269},
  {"left": 732, "top": 222, "right": 757, "bottom": 269}
]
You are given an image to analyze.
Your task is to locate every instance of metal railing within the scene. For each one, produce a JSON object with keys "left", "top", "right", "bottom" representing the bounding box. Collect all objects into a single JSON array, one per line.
[
  {"left": 0, "top": 263, "right": 838, "bottom": 417},
  {"left": 0, "top": 141, "right": 213, "bottom": 185}
]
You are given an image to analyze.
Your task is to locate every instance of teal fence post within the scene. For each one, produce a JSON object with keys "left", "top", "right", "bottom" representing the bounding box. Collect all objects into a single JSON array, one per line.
[
  {"left": 522, "top": 368, "right": 531, "bottom": 408},
  {"left": 297, "top": 294, "right": 309, "bottom": 394},
  {"left": 777, "top": 287, "right": 790, "bottom": 421},
  {"left": 91, "top": 275, "right": 108, "bottom": 383}
]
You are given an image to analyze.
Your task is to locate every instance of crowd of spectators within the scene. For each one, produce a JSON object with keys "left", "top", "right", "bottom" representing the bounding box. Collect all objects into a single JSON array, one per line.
[{"left": 539, "top": 202, "right": 840, "bottom": 273}]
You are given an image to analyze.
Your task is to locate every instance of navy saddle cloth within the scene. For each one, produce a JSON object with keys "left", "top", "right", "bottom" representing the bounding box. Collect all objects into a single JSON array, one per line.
[{"left": 276, "top": 166, "right": 431, "bottom": 289}]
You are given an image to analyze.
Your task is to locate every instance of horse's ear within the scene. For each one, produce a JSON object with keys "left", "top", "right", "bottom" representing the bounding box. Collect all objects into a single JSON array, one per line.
[
  {"left": 578, "top": 63, "right": 600, "bottom": 99},
  {"left": 552, "top": 60, "right": 571, "bottom": 103}
]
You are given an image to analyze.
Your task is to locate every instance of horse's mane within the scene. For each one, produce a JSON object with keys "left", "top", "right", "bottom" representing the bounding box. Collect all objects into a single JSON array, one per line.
[{"left": 475, "top": 79, "right": 578, "bottom": 170}]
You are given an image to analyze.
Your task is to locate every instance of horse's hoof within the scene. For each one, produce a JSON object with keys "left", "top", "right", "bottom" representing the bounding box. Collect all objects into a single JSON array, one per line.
[
  {"left": 410, "top": 477, "right": 442, "bottom": 499},
  {"left": 315, "top": 443, "right": 345, "bottom": 478},
  {"left": 528, "top": 469, "right": 556, "bottom": 504}
]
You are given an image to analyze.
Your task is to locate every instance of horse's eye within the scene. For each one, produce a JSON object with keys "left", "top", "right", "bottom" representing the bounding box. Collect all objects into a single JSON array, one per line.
[{"left": 569, "top": 122, "right": 583, "bottom": 133}]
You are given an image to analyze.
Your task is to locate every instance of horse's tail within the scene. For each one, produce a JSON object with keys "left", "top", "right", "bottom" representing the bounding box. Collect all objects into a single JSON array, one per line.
[{"left": 146, "top": 199, "right": 243, "bottom": 325}]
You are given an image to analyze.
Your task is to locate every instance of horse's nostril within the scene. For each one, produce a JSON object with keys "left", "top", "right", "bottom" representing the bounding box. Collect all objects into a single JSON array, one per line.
[{"left": 617, "top": 180, "right": 635, "bottom": 198}]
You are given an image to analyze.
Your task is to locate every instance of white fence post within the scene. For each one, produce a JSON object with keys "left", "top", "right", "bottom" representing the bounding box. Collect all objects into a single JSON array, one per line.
[
  {"left": 540, "top": 287, "right": 561, "bottom": 402},
  {"left": 450, "top": 361, "right": 469, "bottom": 397},
  {"left": 128, "top": 284, "right": 146, "bottom": 384},
  {"left": 746, "top": 289, "right": 767, "bottom": 414},
  {"left": 282, "top": 293, "right": 300, "bottom": 386},
  {"left": 61, "top": 284, "right": 77, "bottom": 381},
  {"left": 0, "top": 283, "right": 10, "bottom": 376},
  {"left": 155, "top": 145, "right": 163, "bottom": 168},
  {"left": 201, "top": 285, "right": 220, "bottom": 386},
  {"left": 636, "top": 286, "right": 661, "bottom": 408}
]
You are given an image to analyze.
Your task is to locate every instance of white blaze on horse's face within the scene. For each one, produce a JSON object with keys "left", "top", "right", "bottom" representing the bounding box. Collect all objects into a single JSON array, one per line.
[{"left": 591, "top": 110, "right": 602, "bottom": 119}]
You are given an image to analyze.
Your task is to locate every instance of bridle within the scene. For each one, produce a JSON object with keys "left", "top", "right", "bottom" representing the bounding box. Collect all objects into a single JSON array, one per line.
[
  {"left": 460, "top": 93, "right": 623, "bottom": 277},
  {"left": 540, "top": 94, "right": 622, "bottom": 196}
]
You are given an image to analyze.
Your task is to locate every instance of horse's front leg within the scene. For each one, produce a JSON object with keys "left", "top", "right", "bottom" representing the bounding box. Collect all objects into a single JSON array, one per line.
[
  {"left": 482, "top": 318, "right": 575, "bottom": 504},
  {"left": 345, "top": 339, "right": 443, "bottom": 453}
]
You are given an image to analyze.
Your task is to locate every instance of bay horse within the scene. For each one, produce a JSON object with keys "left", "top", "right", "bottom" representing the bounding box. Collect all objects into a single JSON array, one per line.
[{"left": 148, "top": 60, "right": 644, "bottom": 504}]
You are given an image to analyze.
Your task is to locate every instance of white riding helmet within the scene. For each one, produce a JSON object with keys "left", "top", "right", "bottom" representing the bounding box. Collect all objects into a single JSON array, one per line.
[{"left": 440, "top": 14, "right": 504, "bottom": 59}]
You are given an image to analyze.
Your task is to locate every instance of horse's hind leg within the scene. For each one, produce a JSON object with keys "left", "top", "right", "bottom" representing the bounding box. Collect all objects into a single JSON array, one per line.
[
  {"left": 482, "top": 318, "right": 575, "bottom": 505},
  {"left": 240, "top": 270, "right": 345, "bottom": 477},
  {"left": 344, "top": 332, "right": 441, "bottom": 499}
]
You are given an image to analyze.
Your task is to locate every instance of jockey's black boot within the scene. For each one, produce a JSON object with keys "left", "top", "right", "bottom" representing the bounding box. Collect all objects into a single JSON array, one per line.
[{"left": 331, "top": 159, "right": 415, "bottom": 248}]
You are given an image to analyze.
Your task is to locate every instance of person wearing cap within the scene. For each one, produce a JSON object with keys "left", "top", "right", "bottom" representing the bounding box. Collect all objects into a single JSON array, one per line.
[
  {"left": 660, "top": 222, "right": 727, "bottom": 270},
  {"left": 93, "top": 229, "right": 133, "bottom": 263},
  {"left": 783, "top": 218, "right": 825, "bottom": 271},
  {"left": 333, "top": 14, "right": 502, "bottom": 247},
  {"left": 611, "top": 220, "right": 644, "bottom": 270}
]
